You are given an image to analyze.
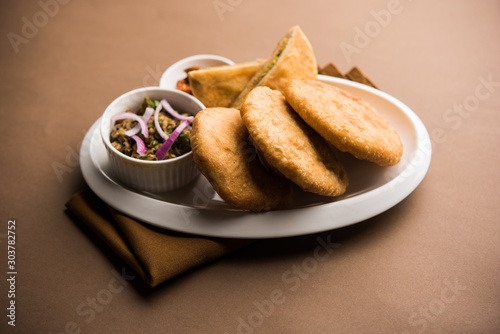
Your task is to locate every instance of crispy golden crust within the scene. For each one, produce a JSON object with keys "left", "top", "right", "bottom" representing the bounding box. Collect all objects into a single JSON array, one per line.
[
  {"left": 284, "top": 79, "right": 403, "bottom": 166},
  {"left": 231, "top": 26, "right": 318, "bottom": 109},
  {"left": 188, "top": 61, "right": 264, "bottom": 108},
  {"left": 240, "top": 87, "right": 348, "bottom": 197},
  {"left": 260, "top": 26, "right": 318, "bottom": 92},
  {"left": 191, "top": 107, "right": 293, "bottom": 212}
]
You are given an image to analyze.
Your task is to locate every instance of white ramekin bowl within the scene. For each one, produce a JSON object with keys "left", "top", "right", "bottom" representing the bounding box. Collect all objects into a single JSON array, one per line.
[
  {"left": 100, "top": 87, "right": 205, "bottom": 193},
  {"left": 159, "top": 54, "right": 234, "bottom": 90}
]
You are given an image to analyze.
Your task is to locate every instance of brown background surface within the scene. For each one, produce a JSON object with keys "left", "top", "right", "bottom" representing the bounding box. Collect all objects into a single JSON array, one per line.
[{"left": 1, "top": 0, "right": 499, "bottom": 333}]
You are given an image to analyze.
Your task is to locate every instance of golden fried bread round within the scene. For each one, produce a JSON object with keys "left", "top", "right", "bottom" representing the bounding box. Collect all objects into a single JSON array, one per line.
[
  {"left": 284, "top": 79, "right": 403, "bottom": 166},
  {"left": 188, "top": 61, "right": 264, "bottom": 108},
  {"left": 240, "top": 87, "right": 348, "bottom": 197},
  {"left": 231, "top": 26, "right": 318, "bottom": 109},
  {"left": 191, "top": 107, "right": 293, "bottom": 212}
]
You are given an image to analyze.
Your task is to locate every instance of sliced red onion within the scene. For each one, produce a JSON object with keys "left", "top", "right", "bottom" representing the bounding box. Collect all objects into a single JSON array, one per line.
[
  {"left": 125, "top": 107, "right": 154, "bottom": 136},
  {"left": 160, "top": 99, "right": 194, "bottom": 121},
  {"left": 111, "top": 112, "right": 148, "bottom": 138},
  {"left": 154, "top": 103, "right": 169, "bottom": 141},
  {"left": 130, "top": 135, "right": 146, "bottom": 156},
  {"left": 155, "top": 120, "right": 190, "bottom": 160}
]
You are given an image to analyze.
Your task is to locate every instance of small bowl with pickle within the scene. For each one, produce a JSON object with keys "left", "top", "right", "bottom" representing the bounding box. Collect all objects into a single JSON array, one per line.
[{"left": 100, "top": 87, "right": 205, "bottom": 193}]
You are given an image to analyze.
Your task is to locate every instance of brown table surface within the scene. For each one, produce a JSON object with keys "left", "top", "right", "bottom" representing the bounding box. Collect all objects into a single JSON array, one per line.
[{"left": 1, "top": 0, "right": 499, "bottom": 333}]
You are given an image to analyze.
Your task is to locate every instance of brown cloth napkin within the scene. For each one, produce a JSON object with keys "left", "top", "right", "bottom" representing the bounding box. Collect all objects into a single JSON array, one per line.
[
  {"left": 65, "top": 65, "right": 377, "bottom": 287},
  {"left": 66, "top": 189, "right": 251, "bottom": 287}
]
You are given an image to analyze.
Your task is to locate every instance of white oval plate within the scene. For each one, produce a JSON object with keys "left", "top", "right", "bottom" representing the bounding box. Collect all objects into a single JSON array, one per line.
[{"left": 80, "top": 75, "right": 431, "bottom": 239}]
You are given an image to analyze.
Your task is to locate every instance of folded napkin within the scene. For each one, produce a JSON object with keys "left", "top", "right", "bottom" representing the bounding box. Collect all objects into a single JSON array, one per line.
[{"left": 65, "top": 65, "right": 377, "bottom": 287}]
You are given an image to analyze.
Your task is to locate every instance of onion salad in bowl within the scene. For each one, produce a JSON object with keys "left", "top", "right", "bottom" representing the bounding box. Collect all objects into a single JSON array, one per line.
[
  {"left": 100, "top": 87, "right": 205, "bottom": 193},
  {"left": 109, "top": 97, "right": 194, "bottom": 161}
]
